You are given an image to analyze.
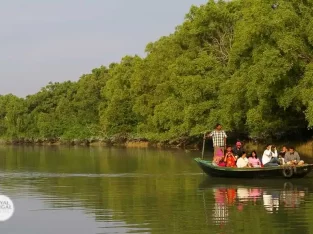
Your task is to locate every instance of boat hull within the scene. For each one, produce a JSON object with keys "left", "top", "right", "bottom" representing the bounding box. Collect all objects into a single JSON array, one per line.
[{"left": 194, "top": 158, "right": 313, "bottom": 179}]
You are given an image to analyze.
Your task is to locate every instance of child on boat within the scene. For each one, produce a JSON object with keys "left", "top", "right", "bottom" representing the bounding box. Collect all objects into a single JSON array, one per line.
[{"left": 224, "top": 146, "right": 237, "bottom": 167}]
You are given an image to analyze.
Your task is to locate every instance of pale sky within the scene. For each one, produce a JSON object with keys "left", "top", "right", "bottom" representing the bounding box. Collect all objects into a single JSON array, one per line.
[{"left": 0, "top": 0, "right": 207, "bottom": 97}]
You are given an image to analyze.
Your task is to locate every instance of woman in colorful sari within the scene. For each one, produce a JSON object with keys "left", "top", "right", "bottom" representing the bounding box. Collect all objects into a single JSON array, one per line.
[
  {"left": 224, "top": 146, "right": 237, "bottom": 167},
  {"left": 213, "top": 148, "right": 226, "bottom": 166}
]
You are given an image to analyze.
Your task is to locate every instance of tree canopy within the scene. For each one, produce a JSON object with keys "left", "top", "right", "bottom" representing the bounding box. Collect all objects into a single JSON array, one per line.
[{"left": 2, "top": 0, "right": 313, "bottom": 144}]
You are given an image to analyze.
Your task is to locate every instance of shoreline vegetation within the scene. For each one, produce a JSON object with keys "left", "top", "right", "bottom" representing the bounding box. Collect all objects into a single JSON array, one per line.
[
  {"left": 1, "top": 137, "right": 312, "bottom": 155},
  {"left": 1, "top": 0, "right": 313, "bottom": 150},
  {"left": 0, "top": 137, "right": 201, "bottom": 149}
]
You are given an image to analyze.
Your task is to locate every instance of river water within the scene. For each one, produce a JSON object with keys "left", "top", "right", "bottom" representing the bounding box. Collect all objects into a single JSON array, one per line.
[{"left": 0, "top": 146, "right": 312, "bottom": 234}]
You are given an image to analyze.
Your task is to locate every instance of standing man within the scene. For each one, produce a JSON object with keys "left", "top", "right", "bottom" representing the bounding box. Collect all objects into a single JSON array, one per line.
[{"left": 204, "top": 123, "right": 227, "bottom": 157}]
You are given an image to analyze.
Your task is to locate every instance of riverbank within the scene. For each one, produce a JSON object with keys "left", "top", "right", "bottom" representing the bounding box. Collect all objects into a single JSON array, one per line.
[
  {"left": 0, "top": 137, "right": 202, "bottom": 150},
  {"left": 1, "top": 137, "right": 313, "bottom": 155}
]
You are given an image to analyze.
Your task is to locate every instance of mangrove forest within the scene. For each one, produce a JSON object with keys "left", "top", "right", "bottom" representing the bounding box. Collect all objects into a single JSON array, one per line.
[{"left": 1, "top": 0, "right": 313, "bottom": 145}]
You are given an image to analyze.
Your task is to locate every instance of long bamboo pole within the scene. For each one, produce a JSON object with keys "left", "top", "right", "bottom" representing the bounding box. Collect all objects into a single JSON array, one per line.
[{"left": 201, "top": 133, "right": 206, "bottom": 159}]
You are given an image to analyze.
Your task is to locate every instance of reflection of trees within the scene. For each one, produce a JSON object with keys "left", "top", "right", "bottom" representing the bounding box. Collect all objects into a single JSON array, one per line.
[
  {"left": 0, "top": 146, "right": 313, "bottom": 234},
  {"left": 0, "top": 146, "right": 210, "bottom": 234}
]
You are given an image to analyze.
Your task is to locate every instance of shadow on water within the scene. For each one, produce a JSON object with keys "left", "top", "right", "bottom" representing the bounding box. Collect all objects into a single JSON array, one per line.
[{"left": 198, "top": 176, "right": 313, "bottom": 191}]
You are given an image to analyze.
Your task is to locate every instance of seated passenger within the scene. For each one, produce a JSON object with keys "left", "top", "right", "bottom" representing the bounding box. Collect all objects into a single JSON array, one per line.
[
  {"left": 248, "top": 150, "right": 262, "bottom": 167},
  {"left": 236, "top": 152, "right": 251, "bottom": 168},
  {"left": 284, "top": 147, "right": 304, "bottom": 165},
  {"left": 279, "top": 146, "right": 288, "bottom": 158},
  {"left": 213, "top": 148, "right": 224, "bottom": 163},
  {"left": 233, "top": 141, "right": 243, "bottom": 158},
  {"left": 262, "top": 144, "right": 279, "bottom": 167},
  {"left": 213, "top": 148, "right": 226, "bottom": 166},
  {"left": 224, "top": 146, "right": 237, "bottom": 167},
  {"left": 278, "top": 146, "right": 288, "bottom": 164}
]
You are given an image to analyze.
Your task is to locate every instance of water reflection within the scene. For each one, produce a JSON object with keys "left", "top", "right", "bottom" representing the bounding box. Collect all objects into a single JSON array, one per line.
[
  {"left": 0, "top": 146, "right": 313, "bottom": 234},
  {"left": 200, "top": 178, "right": 312, "bottom": 231},
  {"left": 0, "top": 146, "right": 208, "bottom": 234}
]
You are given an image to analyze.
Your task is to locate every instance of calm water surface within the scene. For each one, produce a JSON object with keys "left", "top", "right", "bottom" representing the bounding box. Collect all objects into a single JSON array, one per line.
[{"left": 0, "top": 146, "right": 313, "bottom": 233}]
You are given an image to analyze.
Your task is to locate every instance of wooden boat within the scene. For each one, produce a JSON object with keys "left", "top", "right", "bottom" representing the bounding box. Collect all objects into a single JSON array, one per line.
[{"left": 194, "top": 158, "right": 313, "bottom": 179}]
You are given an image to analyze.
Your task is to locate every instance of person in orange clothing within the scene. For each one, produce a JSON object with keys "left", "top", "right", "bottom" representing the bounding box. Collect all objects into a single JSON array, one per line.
[{"left": 224, "top": 146, "right": 237, "bottom": 167}]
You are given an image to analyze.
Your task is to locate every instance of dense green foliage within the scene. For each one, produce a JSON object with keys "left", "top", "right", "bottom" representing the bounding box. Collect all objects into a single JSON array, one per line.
[{"left": 2, "top": 0, "right": 313, "bottom": 142}]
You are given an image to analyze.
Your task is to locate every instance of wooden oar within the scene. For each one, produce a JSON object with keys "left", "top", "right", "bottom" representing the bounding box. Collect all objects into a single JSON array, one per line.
[{"left": 201, "top": 133, "right": 206, "bottom": 159}]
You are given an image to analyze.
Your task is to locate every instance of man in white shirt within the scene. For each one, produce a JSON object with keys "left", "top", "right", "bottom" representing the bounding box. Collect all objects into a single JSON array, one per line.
[{"left": 262, "top": 144, "right": 279, "bottom": 167}]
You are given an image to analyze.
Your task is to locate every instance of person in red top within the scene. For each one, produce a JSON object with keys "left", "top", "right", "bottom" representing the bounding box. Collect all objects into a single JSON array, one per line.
[{"left": 224, "top": 146, "right": 237, "bottom": 167}]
